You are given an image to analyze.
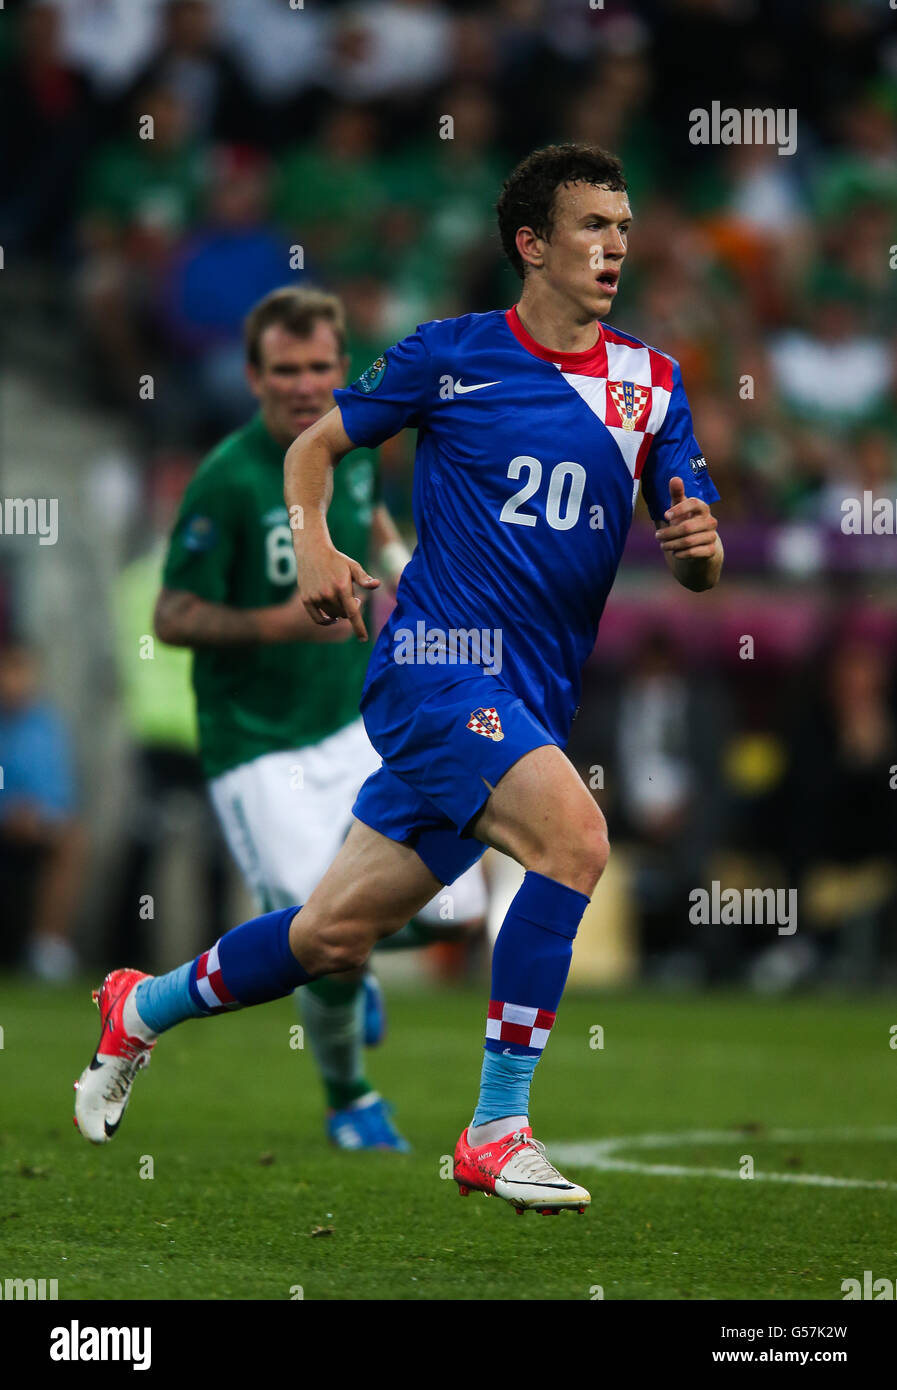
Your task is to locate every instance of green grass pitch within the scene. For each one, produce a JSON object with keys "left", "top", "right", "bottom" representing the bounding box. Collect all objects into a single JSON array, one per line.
[{"left": 2, "top": 979, "right": 895, "bottom": 1301}]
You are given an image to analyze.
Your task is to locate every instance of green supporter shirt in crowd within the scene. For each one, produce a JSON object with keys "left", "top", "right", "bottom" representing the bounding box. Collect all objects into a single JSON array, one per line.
[
  {"left": 162, "top": 413, "right": 380, "bottom": 779},
  {"left": 80, "top": 140, "right": 205, "bottom": 234}
]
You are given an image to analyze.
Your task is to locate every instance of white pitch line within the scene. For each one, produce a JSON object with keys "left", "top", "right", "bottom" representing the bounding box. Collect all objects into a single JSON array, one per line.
[{"left": 551, "top": 1128, "right": 897, "bottom": 1192}]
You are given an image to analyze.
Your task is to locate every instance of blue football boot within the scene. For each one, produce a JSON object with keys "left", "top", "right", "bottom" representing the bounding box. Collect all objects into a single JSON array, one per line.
[
  {"left": 327, "top": 1093, "right": 411, "bottom": 1152},
  {"left": 362, "top": 971, "right": 387, "bottom": 1047}
]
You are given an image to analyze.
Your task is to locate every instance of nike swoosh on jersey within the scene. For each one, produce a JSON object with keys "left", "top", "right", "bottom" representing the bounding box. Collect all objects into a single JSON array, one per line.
[{"left": 453, "top": 379, "right": 501, "bottom": 394}]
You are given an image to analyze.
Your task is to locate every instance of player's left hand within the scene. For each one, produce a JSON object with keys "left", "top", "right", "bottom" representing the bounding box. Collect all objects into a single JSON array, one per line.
[{"left": 655, "top": 477, "right": 719, "bottom": 558}]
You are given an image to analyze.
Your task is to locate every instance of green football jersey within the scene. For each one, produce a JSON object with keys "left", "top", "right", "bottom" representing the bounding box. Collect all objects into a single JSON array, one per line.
[{"left": 162, "top": 413, "right": 379, "bottom": 777}]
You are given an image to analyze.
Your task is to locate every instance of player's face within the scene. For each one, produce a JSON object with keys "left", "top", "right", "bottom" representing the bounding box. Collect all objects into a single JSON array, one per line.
[
  {"left": 247, "top": 321, "right": 348, "bottom": 445},
  {"left": 539, "top": 183, "right": 632, "bottom": 321}
]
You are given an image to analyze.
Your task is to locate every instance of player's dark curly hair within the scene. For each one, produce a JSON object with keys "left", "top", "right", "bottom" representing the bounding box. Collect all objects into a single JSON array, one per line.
[{"left": 496, "top": 143, "right": 627, "bottom": 280}]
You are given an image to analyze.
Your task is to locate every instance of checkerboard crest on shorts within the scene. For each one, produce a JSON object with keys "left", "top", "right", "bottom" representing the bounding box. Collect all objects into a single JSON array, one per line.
[{"left": 466, "top": 706, "right": 504, "bottom": 741}]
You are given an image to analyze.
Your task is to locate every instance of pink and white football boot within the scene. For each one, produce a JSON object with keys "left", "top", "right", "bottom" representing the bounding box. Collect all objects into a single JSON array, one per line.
[
  {"left": 453, "top": 1125, "right": 590, "bottom": 1215},
  {"left": 73, "top": 969, "right": 155, "bottom": 1143}
]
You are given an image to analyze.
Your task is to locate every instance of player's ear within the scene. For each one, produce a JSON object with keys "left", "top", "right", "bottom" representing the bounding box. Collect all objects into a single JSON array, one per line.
[
  {"left": 338, "top": 354, "right": 351, "bottom": 387},
  {"left": 516, "top": 225, "right": 544, "bottom": 272},
  {"left": 245, "top": 361, "right": 263, "bottom": 401}
]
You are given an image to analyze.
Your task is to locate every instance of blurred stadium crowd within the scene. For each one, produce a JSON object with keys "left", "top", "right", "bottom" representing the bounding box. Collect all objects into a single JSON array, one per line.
[{"left": 2, "top": 0, "right": 897, "bottom": 989}]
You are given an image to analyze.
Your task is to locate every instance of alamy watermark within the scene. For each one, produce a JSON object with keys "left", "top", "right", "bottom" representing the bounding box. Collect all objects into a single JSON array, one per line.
[
  {"left": 689, "top": 882, "right": 797, "bottom": 935},
  {"left": 689, "top": 103, "right": 797, "bottom": 156},
  {"left": 393, "top": 621, "right": 502, "bottom": 676},
  {"left": 50, "top": 1322, "right": 151, "bottom": 1370},
  {"left": 842, "top": 1271, "right": 897, "bottom": 1300},
  {"left": 0, "top": 498, "right": 58, "bottom": 545},
  {"left": 1, "top": 1276, "right": 58, "bottom": 1299},
  {"left": 841, "top": 493, "right": 897, "bottom": 535}
]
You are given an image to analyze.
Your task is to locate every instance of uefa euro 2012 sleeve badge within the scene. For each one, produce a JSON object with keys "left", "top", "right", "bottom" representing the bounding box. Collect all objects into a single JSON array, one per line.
[
  {"left": 608, "top": 379, "right": 650, "bottom": 432},
  {"left": 353, "top": 354, "right": 387, "bottom": 394},
  {"left": 183, "top": 514, "right": 218, "bottom": 552}
]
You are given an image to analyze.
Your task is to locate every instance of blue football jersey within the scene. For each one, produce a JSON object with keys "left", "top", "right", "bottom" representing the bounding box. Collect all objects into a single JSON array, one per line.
[{"left": 334, "top": 306, "right": 719, "bottom": 747}]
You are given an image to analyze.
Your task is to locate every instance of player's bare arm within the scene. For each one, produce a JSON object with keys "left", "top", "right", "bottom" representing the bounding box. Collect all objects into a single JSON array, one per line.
[
  {"left": 284, "top": 405, "right": 379, "bottom": 640},
  {"left": 655, "top": 476, "right": 723, "bottom": 592},
  {"left": 153, "top": 586, "right": 354, "bottom": 647}
]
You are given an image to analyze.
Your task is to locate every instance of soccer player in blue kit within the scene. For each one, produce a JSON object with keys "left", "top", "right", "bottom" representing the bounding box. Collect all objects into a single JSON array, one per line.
[{"left": 75, "top": 144, "right": 723, "bottom": 1215}]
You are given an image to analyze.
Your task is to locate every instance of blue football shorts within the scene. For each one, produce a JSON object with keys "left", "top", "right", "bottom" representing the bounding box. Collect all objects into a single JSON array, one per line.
[{"left": 352, "top": 664, "right": 554, "bottom": 886}]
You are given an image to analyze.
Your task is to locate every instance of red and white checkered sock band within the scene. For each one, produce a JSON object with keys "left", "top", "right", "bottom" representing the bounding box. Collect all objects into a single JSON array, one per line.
[
  {"left": 486, "top": 1000, "right": 556, "bottom": 1052},
  {"left": 193, "top": 941, "right": 241, "bottom": 1014}
]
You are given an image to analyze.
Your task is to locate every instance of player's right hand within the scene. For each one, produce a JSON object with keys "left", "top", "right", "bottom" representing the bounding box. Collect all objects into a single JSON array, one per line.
[
  {"left": 259, "top": 591, "right": 352, "bottom": 645},
  {"left": 299, "top": 547, "right": 380, "bottom": 641}
]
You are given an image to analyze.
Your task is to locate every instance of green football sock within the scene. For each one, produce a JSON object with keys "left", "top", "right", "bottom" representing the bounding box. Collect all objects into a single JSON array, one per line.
[{"left": 297, "top": 977, "right": 373, "bottom": 1112}]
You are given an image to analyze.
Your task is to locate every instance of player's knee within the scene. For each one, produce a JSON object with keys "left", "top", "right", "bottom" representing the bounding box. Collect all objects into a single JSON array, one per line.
[
  {"left": 582, "top": 821, "right": 610, "bottom": 888},
  {"left": 568, "top": 820, "right": 609, "bottom": 892},
  {"left": 534, "top": 807, "right": 609, "bottom": 895}
]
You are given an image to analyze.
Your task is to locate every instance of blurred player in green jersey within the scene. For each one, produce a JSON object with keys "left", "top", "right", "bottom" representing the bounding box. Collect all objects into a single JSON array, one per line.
[{"left": 154, "top": 287, "right": 487, "bottom": 1149}]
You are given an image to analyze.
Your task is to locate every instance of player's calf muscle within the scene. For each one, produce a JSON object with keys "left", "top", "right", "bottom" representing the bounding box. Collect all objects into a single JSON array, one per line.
[
  {"left": 290, "top": 904, "right": 427, "bottom": 974},
  {"left": 287, "top": 821, "right": 443, "bottom": 972},
  {"left": 292, "top": 920, "right": 373, "bottom": 975}
]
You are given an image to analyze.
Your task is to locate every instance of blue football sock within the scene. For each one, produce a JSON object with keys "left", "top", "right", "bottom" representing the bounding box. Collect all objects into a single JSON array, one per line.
[
  {"left": 472, "top": 1050, "right": 538, "bottom": 1127},
  {"left": 472, "top": 871, "right": 589, "bottom": 1126},
  {"left": 134, "top": 906, "right": 314, "bottom": 1035},
  {"left": 133, "top": 962, "right": 205, "bottom": 1034}
]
